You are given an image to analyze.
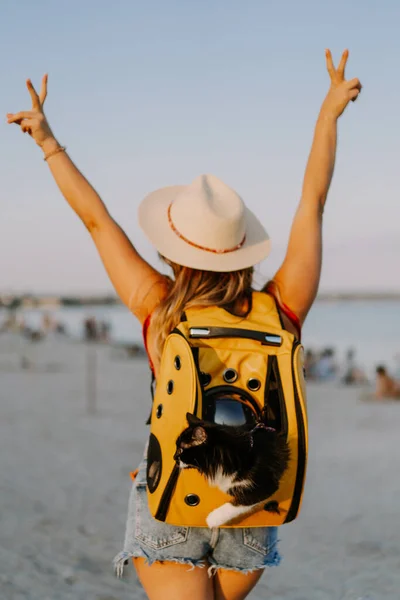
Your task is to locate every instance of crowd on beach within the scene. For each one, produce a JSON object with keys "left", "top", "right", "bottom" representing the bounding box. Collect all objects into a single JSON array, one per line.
[
  {"left": 305, "top": 347, "right": 400, "bottom": 400},
  {"left": 0, "top": 311, "right": 146, "bottom": 360},
  {"left": 0, "top": 311, "right": 68, "bottom": 340},
  {"left": 0, "top": 311, "right": 112, "bottom": 343},
  {"left": 1, "top": 310, "right": 400, "bottom": 399}
]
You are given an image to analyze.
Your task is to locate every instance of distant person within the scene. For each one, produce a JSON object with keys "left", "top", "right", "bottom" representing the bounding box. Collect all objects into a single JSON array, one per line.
[
  {"left": 41, "top": 311, "right": 53, "bottom": 334},
  {"left": 342, "top": 348, "right": 367, "bottom": 385},
  {"left": 375, "top": 365, "right": 400, "bottom": 400},
  {"left": 4, "top": 312, "right": 18, "bottom": 332},
  {"left": 84, "top": 317, "right": 98, "bottom": 342},
  {"left": 304, "top": 349, "right": 317, "bottom": 380},
  {"left": 55, "top": 322, "right": 67, "bottom": 335},
  {"left": 314, "top": 347, "right": 338, "bottom": 381},
  {"left": 100, "top": 320, "right": 111, "bottom": 342},
  {"left": 7, "top": 49, "right": 362, "bottom": 599}
]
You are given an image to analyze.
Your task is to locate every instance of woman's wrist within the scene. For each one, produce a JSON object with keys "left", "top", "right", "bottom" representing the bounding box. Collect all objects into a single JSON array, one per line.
[
  {"left": 318, "top": 104, "right": 338, "bottom": 124},
  {"left": 40, "top": 136, "right": 60, "bottom": 155}
]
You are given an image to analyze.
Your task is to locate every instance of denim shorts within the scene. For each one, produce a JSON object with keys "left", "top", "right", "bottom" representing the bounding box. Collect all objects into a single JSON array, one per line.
[{"left": 113, "top": 452, "right": 281, "bottom": 577}]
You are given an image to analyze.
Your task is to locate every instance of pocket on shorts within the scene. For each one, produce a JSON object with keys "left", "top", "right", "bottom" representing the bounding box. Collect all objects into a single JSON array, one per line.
[
  {"left": 242, "top": 527, "right": 278, "bottom": 556},
  {"left": 135, "top": 483, "right": 189, "bottom": 550}
]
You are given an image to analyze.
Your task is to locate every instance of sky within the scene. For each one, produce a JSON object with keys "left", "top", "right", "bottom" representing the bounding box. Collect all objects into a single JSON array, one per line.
[{"left": 0, "top": 0, "right": 399, "bottom": 294}]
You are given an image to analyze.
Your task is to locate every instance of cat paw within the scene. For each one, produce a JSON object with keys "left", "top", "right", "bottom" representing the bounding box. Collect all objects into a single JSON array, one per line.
[
  {"left": 206, "top": 509, "right": 226, "bottom": 529},
  {"left": 206, "top": 503, "right": 234, "bottom": 528},
  {"left": 206, "top": 502, "right": 254, "bottom": 528}
]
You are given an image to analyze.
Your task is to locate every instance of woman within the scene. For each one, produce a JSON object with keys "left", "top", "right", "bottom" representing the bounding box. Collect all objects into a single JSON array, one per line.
[
  {"left": 375, "top": 366, "right": 400, "bottom": 399},
  {"left": 7, "top": 49, "right": 361, "bottom": 600}
]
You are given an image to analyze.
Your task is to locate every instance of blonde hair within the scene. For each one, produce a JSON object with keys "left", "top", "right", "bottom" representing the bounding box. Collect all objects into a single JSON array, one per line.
[{"left": 151, "top": 257, "right": 254, "bottom": 362}]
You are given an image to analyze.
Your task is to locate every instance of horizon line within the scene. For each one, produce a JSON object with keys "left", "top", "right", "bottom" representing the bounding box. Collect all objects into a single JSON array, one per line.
[{"left": 1, "top": 290, "right": 400, "bottom": 303}]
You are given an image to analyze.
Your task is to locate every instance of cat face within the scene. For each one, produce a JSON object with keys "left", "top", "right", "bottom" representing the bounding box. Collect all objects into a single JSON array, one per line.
[
  {"left": 174, "top": 414, "right": 208, "bottom": 471},
  {"left": 174, "top": 413, "right": 248, "bottom": 476}
]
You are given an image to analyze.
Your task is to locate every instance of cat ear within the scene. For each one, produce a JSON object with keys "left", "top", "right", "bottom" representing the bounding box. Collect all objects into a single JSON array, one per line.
[
  {"left": 192, "top": 426, "right": 207, "bottom": 445},
  {"left": 186, "top": 412, "right": 202, "bottom": 425}
]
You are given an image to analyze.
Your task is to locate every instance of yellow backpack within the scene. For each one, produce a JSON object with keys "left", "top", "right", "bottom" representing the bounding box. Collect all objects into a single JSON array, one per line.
[{"left": 146, "top": 291, "right": 308, "bottom": 528}]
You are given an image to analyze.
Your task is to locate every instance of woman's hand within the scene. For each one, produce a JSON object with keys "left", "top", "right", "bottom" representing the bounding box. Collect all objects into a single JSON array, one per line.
[
  {"left": 321, "top": 49, "right": 362, "bottom": 119},
  {"left": 7, "top": 75, "right": 55, "bottom": 147}
]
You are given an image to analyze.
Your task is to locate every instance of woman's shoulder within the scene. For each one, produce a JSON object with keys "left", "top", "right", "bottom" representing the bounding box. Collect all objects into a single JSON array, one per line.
[{"left": 129, "top": 274, "right": 170, "bottom": 324}]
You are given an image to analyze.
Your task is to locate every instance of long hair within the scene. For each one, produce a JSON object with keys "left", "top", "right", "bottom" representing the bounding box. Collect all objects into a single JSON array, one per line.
[{"left": 151, "top": 256, "right": 254, "bottom": 362}]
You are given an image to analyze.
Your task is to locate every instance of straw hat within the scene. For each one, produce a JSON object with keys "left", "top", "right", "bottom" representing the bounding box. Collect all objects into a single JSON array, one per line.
[{"left": 138, "top": 174, "right": 270, "bottom": 272}]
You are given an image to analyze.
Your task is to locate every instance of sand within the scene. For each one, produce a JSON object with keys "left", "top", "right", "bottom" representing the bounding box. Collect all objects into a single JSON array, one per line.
[{"left": 1, "top": 333, "right": 400, "bottom": 600}]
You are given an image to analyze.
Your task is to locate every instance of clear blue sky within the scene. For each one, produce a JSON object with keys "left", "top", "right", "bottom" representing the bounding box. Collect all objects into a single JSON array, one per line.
[{"left": 1, "top": 0, "right": 399, "bottom": 294}]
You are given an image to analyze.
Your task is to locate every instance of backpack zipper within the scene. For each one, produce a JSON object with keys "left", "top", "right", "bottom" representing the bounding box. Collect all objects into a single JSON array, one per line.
[{"left": 285, "top": 341, "right": 307, "bottom": 523}]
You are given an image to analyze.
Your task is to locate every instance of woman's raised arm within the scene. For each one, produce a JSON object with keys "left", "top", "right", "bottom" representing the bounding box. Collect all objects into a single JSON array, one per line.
[
  {"left": 7, "top": 76, "right": 164, "bottom": 322},
  {"left": 271, "top": 50, "right": 361, "bottom": 325}
]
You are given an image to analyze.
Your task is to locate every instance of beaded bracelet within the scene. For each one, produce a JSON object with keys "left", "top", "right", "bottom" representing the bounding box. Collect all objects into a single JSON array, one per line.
[{"left": 44, "top": 145, "right": 66, "bottom": 161}]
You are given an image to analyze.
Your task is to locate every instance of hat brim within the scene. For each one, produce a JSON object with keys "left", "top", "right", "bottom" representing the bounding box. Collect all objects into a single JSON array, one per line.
[{"left": 138, "top": 185, "right": 271, "bottom": 272}]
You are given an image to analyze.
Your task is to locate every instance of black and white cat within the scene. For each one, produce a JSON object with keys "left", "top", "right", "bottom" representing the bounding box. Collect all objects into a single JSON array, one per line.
[{"left": 174, "top": 413, "right": 290, "bottom": 528}]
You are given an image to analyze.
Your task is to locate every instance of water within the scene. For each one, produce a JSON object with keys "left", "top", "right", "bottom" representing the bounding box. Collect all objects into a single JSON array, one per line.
[
  {"left": 302, "top": 300, "right": 400, "bottom": 378},
  {"left": 1, "top": 300, "right": 399, "bottom": 378}
]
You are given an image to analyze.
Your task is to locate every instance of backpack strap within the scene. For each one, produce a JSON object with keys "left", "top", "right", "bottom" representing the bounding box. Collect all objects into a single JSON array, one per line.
[
  {"left": 142, "top": 314, "right": 156, "bottom": 425},
  {"left": 264, "top": 282, "right": 302, "bottom": 340},
  {"left": 248, "top": 291, "right": 284, "bottom": 329}
]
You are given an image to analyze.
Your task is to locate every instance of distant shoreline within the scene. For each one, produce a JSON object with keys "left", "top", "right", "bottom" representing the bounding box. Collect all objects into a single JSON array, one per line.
[
  {"left": 316, "top": 292, "right": 400, "bottom": 302},
  {"left": 1, "top": 291, "right": 400, "bottom": 309}
]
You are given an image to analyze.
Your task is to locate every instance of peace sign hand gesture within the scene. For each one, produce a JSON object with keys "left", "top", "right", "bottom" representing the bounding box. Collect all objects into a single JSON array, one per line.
[
  {"left": 322, "top": 49, "right": 362, "bottom": 119},
  {"left": 7, "top": 75, "right": 54, "bottom": 147}
]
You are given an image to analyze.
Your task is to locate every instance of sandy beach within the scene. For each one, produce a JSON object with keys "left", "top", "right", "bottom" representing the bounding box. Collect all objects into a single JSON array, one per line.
[{"left": 1, "top": 333, "right": 400, "bottom": 600}]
